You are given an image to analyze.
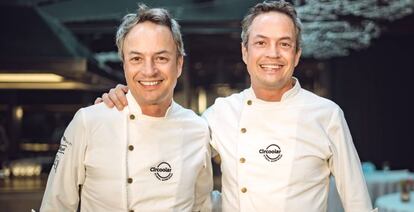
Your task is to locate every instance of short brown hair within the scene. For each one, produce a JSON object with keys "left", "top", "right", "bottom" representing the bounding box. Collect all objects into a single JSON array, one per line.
[{"left": 241, "top": 1, "right": 302, "bottom": 51}]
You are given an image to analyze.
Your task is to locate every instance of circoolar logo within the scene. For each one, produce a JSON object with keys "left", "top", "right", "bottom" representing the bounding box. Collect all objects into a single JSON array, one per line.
[
  {"left": 259, "top": 144, "right": 283, "bottom": 162},
  {"left": 150, "top": 162, "right": 173, "bottom": 181}
]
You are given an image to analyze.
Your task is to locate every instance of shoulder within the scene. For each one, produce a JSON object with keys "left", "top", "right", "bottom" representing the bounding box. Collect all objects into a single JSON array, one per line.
[
  {"left": 76, "top": 103, "right": 125, "bottom": 126},
  {"left": 203, "top": 90, "right": 246, "bottom": 121},
  {"left": 174, "top": 103, "right": 208, "bottom": 129},
  {"left": 212, "top": 90, "right": 245, "bottom": 110},
  {"left": 299, "top": 88, "right": 340, "bottom": 110}
]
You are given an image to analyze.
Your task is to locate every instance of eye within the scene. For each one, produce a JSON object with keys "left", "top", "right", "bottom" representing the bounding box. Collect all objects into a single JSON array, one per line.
[
  {"left": 280, "top": 42, "right": 293, "bottom": 49},
  {"left": 254, "top": 41, "right": 266, "bottom": 47},
  {"left": 130, "top": 57, "right": 142, "bottom": 63},
  {"left": 155, "top": 56, "right": 169, "bottom": 63}
]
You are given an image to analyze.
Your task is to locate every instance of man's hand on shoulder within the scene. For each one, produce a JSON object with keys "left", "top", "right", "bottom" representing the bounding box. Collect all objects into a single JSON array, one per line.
[{"left": 94, "top": 84, "right": 129, "bottom": 111}]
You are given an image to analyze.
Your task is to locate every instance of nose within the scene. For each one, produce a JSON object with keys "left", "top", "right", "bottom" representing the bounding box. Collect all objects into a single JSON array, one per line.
[
  {"left": 141, "top": 59, "right": 158, "bottom": 77},
  {"left": 266, "top": 43, "right": 281, "bottom": 58}
]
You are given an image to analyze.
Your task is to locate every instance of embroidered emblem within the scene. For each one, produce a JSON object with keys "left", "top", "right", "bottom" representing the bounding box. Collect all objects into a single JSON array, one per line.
[
  {"left": 259, "top": 144, "right": 283, "bottom": 162},
  {"left": 53, "top": 135, "right": 72, "bottom": 172},
  {"left": 150, "top": 162, "right": 173, "bottom": 181}
]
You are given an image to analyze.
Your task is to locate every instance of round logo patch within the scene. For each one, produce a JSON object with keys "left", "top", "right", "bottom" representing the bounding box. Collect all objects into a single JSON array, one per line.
[
  {"left": 150, "top": 162, "right": 173, "bottom": 181},
  {"left": 259, "top": 144, "right": 283, "bottom": 162}
]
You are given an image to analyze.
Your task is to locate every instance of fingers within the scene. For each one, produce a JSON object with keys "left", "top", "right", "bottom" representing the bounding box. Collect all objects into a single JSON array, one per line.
[
  {"left": 102, "top": 93, "right": 115, "bottom": 108},
  {"left": 100, "top": 84, "right": 128, "bottom": 111},
  {"left": 118, "top": 84, "right": 129, "bottom": 93},
  {"left": 115, "top": 84, "right": 129, "bottom": 106},
  {"left": 94, "top": 97, "right": 103, "bottom": 105},
  {"left": 107, "top": 88, "right": 124, "bottom": 111}
]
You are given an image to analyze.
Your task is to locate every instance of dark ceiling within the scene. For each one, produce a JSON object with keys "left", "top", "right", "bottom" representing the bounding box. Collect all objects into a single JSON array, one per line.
[{"left": 2, "top": 0, "right": 414, "bottom": 88}]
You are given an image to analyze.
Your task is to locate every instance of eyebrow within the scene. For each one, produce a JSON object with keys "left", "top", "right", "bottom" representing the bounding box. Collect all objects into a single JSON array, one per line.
[
  {"left": 253, "top": 34, "right": 294, "bottom": 41},
  {"left": 127, "top": 50, "right": 173, "bottom": 56}
]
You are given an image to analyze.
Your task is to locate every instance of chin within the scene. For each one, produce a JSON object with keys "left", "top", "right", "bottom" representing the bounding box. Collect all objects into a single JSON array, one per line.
[{"left": 141, "top": 98, "right": 162, "bottom": 105}]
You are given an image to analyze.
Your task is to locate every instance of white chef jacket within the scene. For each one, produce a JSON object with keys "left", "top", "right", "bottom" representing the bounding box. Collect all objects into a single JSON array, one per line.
[
  {"left": 203, "top": 79, "right": 376, "bottom": 212},
  {"left": 41, "top": 92, "right": 213, "bottom": 212}
]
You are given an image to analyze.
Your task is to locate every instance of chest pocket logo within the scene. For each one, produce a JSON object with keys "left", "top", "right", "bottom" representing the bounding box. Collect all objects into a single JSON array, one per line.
[
  {"left": 259, "top": 144, "right": 283, "bottom": 162},
  {"left": 150, "top": 162, "right": 173, "bottom": 181}
]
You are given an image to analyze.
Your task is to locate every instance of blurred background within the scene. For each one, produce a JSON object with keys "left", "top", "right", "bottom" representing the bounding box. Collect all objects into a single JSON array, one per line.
[{"left": 0, "top": 0, "right": 413, "bottom": 211}]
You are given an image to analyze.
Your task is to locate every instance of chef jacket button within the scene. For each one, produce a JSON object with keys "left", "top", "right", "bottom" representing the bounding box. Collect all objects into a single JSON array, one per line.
[
  {"left": 247, "top": 100, "right": 252, "bottom": 105},
  {"left": 128, "top": 145, "right": 134, "bottom": 151},
  {"left": 129, "top": 114, "right": 135, "bottom": 120},
  {"left": 241, "top": 187, "right": 247, "bottom": 193},
  {"left": 241, "top": 128, "right": 247, "bottom": 133},
  {"left": 127, "top": 178, "right": 133, "bottom": 184},
  {"left": 239, "top": 157, "right": 246, "bottom": 163}
]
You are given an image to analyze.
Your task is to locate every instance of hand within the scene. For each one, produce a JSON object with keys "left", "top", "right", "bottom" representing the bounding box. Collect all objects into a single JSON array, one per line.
[{"left": 95, "top": 84, "right": 129, "bottom": 111}]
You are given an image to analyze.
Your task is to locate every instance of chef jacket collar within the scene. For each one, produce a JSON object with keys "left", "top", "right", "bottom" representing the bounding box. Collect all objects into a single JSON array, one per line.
[
  {"left": 126, "top": 91, "right": 177, "bottom": 119},
  {"left": 247, "top": 77, "right": 301, "bottom": 104}
]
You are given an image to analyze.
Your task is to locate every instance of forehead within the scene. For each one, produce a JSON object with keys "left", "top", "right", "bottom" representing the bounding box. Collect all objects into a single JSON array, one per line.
[
  {"left": 249, "top": 11, "right": 296, "bottom": 40},
  {"left": 123, "top": 21, "right": 176, "bottom": 53}
]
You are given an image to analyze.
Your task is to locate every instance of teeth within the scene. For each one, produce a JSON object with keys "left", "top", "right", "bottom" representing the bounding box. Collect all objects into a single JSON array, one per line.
[
  {"left": 140, "top": 81, "right": 160, "bottom": 86},
  {"left": 260, "top": 64, "right": 282, "bottom": 69}
]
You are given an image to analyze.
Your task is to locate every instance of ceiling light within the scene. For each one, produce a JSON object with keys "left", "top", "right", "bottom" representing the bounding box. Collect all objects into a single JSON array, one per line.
[{"left": 0, "top": 73, "right": 64, "bottom": 82}]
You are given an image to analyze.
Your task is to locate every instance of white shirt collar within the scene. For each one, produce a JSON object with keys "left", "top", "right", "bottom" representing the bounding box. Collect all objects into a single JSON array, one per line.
[
  {"left": 246, "top": 77, "right": 301, "bottom": 104},
  {"left": 126, "top": 91, "right": 176, "bottom": 119}
]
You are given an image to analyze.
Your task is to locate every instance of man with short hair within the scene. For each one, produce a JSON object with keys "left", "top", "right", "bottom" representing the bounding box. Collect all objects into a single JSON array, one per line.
[
  {"left": 98, "top": 1, "right": 376, "bottom": 211},
  {"left": 41, "top": 4, "right": 212, "bottom": 212}
]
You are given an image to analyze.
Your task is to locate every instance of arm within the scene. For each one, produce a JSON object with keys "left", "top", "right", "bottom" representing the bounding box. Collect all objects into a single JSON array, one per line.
[
  {"left": 327, "top": 108, "right": 377, "bottom": 212},
  {"left": 40, "top": 110, "right": 87, "bottom": 212},
  {"left": 94, "top": 84, "right": 129, "bottom": 110},
  {"left": 192, "top": 141, "right": 213, "bottom": 212},
  {"left": 201, "top": 107, "right": 219, "bottom": 153}
]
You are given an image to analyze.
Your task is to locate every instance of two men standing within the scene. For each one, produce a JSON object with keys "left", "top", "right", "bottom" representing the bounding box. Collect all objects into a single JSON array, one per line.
[{"left": 41, "top": 1, "right": 376, "bottom": 212}]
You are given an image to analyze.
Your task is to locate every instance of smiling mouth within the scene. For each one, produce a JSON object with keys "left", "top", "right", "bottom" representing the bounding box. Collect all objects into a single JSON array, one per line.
[
  {"left": 259, "top": 64, "right": 283, "bottom": 72},
  {"left": 139, "top": 80, "right": 162, "bottom": 86},
  {"left": 260, "top": 64, "right": 283, "bottom": 69}
]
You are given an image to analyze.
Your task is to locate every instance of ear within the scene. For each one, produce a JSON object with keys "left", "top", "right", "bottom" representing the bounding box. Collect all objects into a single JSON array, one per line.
[
  {"left": 241, "top": 42, "right": 248, "bottom": 65},
  {"left": 294, "top": 48, "right": 302, "bottom": 67},
  {"left": 176, "top": 56, "right": 184, "bottom": 78}
]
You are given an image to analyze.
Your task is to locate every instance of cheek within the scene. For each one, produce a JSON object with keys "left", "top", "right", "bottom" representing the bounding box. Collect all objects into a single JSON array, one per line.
[
  {"left": 247, "top": 49, "right": 262, "bottom": 62},
  {"left": 124, "top": 65, "right": 139, "bottom": 80},
  {"left": 244, "top": 52, "right": 254, "bottom": 66},
  {"left": 163, "top": 64, "right": 180, "bottom": 78}
]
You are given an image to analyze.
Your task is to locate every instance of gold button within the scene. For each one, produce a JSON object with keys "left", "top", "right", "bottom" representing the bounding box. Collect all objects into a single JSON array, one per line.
[
  {"left": 241, "top": 187, "right": 247, "bottom": 193},
  {"left": 247, "top": 100, "right": 252, "bottom": 105},
  {"left": 129, "top": 114, "right": 135, "bottom": 120},
  {"left": 240, "top": 157, "right": 246, "bottom": 163},
  {"left": 128, "top": 145, "right": 134, "bottom": 151},
  {"left": 241, "top": 128, "right": 246, "bottom": 133},
  {"left": 127, "top": 178, "right": 133, "bottom": 184}
]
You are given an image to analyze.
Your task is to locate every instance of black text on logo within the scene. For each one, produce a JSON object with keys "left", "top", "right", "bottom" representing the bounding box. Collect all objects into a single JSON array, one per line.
[
  {"left": 150, "top": 162, "right": 173, "bottom": 181},
  {"left": 259, "top": 144, "right": 283, "bottom": 162}
]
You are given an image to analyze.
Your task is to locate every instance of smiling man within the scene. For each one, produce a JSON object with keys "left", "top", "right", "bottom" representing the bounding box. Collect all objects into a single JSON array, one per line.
[
  {"left": 98, "top": 1, "right": 376, "bottom": 211},
  {"left": 203, "top": 2, "right": 375, "bottom": 211},
  {"left": 40, "top": 4, "right": 212, "bottom": 212}
]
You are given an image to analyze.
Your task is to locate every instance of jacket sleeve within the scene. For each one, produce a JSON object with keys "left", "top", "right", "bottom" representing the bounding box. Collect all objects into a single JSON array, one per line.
[
  {"left": 192, "top": 138, "right": 213, "bottom": 212},
  {"left": 201, "top": 107, "right": 219, "bottom": 156},
  {"left": 40, "top": 109, "right": 87, "bottom": 212},
  {"left": 327, "top": 107, "right": 377, "bottom": 212}
]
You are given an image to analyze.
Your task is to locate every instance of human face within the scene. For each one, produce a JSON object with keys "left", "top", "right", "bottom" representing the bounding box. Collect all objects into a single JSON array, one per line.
[
  {"left": 242, "top": 12, "right": 301, "bottom": 98},
  {"left": 123, "top": 21, "right": 183, "bottom": 109}
]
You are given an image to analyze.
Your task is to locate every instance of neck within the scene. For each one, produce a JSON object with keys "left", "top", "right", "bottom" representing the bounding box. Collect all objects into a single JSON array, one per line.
[
  {"left": 140, "top": 100, "right": 172, "bottom": 117},
  {"left": 252, "top": 78, "right": 294, "bottom": 102}
]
